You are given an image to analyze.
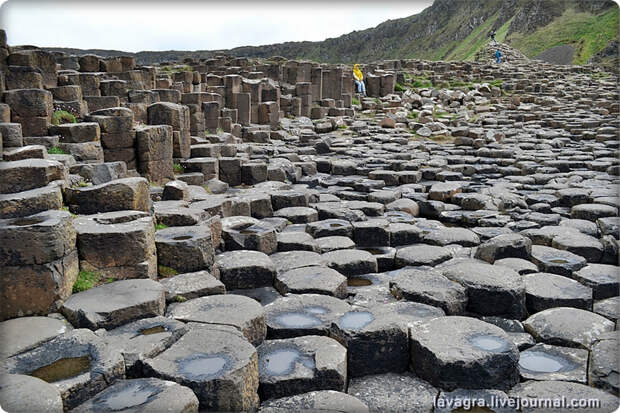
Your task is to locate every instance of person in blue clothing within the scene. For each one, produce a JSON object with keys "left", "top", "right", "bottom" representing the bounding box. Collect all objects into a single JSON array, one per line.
[{"left": 495, "top": 49, "right": 502, "bottom": 64}]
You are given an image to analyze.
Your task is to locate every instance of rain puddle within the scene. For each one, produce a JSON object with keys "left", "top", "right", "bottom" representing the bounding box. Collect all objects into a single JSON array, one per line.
[
  {"left": 519, "top": 351, "right": 573, "bottom": 373},
  {"left": 30, "top": 356, "right": 91, "bottom": 382},
  {"left": 103, "top": 382, "right": 158, "bottom": 410},
  {"left": 549, "top": 259, "right": 568, "bottom": 264},
  {"left": 329, "top": 223, "right": 343, "bottom": 228},
  {"left": 348, "top": 277, "right": 373, "bottom": 287},
  {"left": 469, "top": 334, "right": 509, "bottom": 352},
  {"left": 177, "top": 353, "right": 230, "bottom": 378},
  {"left": 173, "top": 235, "right": 192, "bottom": 241},
  {"left": 338, "top": 311, "right": 374, "bottom": 330},
  {"left": 304, "top": 306, "right": 328, "bottom": 315},
  {"left": 275, "top": 312, "right": 321, "bottom": 328},
  {"left": 139, "top": 325, "right": 167, "bottom": 335},
  {"left": 262, "top": 348, "right": 315, "bottom": 376}
]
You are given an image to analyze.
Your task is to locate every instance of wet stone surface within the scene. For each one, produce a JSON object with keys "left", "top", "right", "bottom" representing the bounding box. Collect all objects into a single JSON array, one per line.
[
  {"left": 409, "top": 316, "right": 519, "bottom": 391},
  {"left": 71, "top": 378, "right": 199, "bottom": 413},
  {"left": 518, "top": 343, "right": 588, "bottom": 383},
  {"left": 264, "top": 294, "right": 351, "bottom": 339},
  {"left": 257, "top": 335, "right": 346, "bottom": 400},
  {"left": 0, "top": 329, "right": 124, "bottom": 410},
  {"left": 141, "top": 324, "right": 259, "bottom": 411}
]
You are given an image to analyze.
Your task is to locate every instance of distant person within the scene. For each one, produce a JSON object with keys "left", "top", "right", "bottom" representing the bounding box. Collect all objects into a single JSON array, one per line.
[
  {"left": 353, "top": 64, "right": 366, "bottom": 96},
  {"left": 495, "top": 49, "right": 502, "bottom": 64},
  {"left": 490, "top": 30, "right": 496, "bottom": 44}
]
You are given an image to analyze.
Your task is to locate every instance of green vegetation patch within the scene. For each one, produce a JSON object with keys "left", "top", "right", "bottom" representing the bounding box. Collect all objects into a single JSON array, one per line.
[
  {"left": 508, "top": 7, "right": 619, "bottom": 65},
  {"left": 158, "top": 265, "right": 178, "bottom": 278},
  {"left": 48, "top": 146, "right": 67, "bottom": 155},
  {"left": 73, "top": 270, "right": 101, "bottom": 293},
  {"left": 51, "top": 110, "right": 77, "bottom": 126}
]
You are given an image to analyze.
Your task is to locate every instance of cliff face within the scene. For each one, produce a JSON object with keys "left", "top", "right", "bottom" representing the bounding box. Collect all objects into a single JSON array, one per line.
[{"left": 41, "top": 0, "right": 618, "bottom": 67}]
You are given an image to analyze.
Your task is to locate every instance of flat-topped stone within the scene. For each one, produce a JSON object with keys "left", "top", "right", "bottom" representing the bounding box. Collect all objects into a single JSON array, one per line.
[
  {"left": 264, "top": 294, "right": 351, "bottom": 339},
  {"left": 141, "top": 324, "right": 259, "bottom": 411},
  {"left": 61, "top": 279, "right": 165, "bottom": 330},
  {"left": 71, "top": 378, "right": 199, "bottom": 413},
  {"left": 0, "top": 374, "right": 64, "bottom": 413},
  {"left": 523, "top": 306, "right": 615, "bottom": 349},
  {"left": 409, "top": 316, "right": 519, "bottom": 390},
  {"left": 259, "top": 390, "right": 369, "bottom": 413},
  {"left": 258, "top": 335, "right": 346, "bottom": 400},
  {"left": 166, "top": 294, "right": 266, "bottom": 345}
]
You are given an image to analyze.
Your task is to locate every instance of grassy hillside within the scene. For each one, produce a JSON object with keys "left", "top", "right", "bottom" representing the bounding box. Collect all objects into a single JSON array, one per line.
[{"left": 508, "top": 6, "right": 619, "bottom": 64}]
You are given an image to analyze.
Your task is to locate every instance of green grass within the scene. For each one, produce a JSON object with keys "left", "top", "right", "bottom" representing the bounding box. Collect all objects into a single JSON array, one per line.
[
  {"left": 48, "top": 146, "right": 67, "bottom": 155},
  {"left": 155, "top": 223, "right": 169, "bottom": 231},
  {"left": 173, "top": 163, "right": 184, "bottom": 174},
  {"left": 73, "top": 270, "right": 101, "bottom": 293},
  {"left": 407, "top": 111, "right": 419, "bottom": 120},
  {"left": 394, "top": 82, "right": 407, "bottom": 92},
  {"left": 51, "top": 110, "right": 77, "bottom": 126},
  {"left": 508, "top": 7, "right": 619, "bottom": 65},
  {"left": 495, "top": 16, "right": 515, "bottom": 43},
  {"left": 446, "top": 12, "right": 499, "bottom": 61},
  {"left": 352, "top": 97, "right": 360, "bottom": 105},
  {"left": 158, "top": 265, "right": 178, "bottom": 278}
]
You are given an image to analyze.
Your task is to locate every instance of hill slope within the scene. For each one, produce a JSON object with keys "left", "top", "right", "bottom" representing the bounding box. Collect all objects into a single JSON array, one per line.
[{"left": 41, "top": 0, "right": 618, "bottom": 66}]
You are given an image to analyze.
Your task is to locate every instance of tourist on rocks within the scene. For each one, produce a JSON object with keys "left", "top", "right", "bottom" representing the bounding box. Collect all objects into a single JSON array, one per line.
[
  {"left": 495, "top": 49, "right": 502, "bottom": 64},
  {"left": 353, "top": 64, "right": 366, "bottom": 96},
  {"left": 490, "top": 30, "right": 496, "bottom": 44}
]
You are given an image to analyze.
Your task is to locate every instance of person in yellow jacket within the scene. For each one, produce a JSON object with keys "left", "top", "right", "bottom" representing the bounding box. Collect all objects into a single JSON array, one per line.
[{"left": 353, "top": 64, "right": 366, "bottom": 96}]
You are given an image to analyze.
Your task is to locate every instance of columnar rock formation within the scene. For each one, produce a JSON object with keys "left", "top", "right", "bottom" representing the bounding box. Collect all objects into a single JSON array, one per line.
[{"left": 0, "top": 29, "right": 618, "bottom": 412}]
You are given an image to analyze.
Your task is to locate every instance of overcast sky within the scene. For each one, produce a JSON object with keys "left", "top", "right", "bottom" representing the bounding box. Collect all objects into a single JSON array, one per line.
[{"left": 0, "top": 1, "right": 433, "bottom": 52}]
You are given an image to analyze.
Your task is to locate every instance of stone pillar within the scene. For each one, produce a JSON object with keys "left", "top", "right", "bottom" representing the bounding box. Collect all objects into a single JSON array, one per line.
[
  {"left": 234, "top": 93, "right": 251, "bottom": 126},
  {"left": 311, "top": 67, "right": 323, "bottom": 102},
  {"left": 147, "top": 102, "right": 191, "bottom": 159},
  {"left": 224, "top": 74, "right": 242, "bottom": 109},
  {"left": 295, "top": 82, "right": 312, "bottom": 118},
  {"left": 242, "top": 80, "right": 263, "bottom": 124},
  {"left": 203, "top": 101, "right": 220, "bottom": 133}
]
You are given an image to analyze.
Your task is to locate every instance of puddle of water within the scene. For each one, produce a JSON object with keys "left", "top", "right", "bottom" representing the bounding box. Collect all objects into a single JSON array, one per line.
[
  {"left": 304, "top": 306, "right": 328, "bottom": 315},
  {"left": 338, "top": 311, "right": 374, "bottom": 330},
  {"left": 139, "top": 325, "right": 167, "bottom": 335},
  {"left": 262, "top": 348, "right": 315, "bottom": 376},
  {"left": 177, "top": 354, "right": 230, "bottom": 378},
  {"left": 348, "top": 277, "right": 373, "bottom": 287},
  {"left": 519, "top": 351, "right": 572, "bottom": 373},
  {"left": 30, "top": 356, "right": 91, "bottom": 383},
  {"left": 173, "top": 235, "right": 192, "bottom": 241},
  {"left": 239, "top": 228, "right": 260, "bottom": 235},
  {"left": 329, "top": 223, "right": 343, "bottom": 228},
  {"left": 549, "top": 259, "right": 568, "bottom": 264},
  {"left": 103, "top": 382, "right": 157, "bottom": 410},
  {"left": 275, "top": 312, "right": 321, "bottom": 328},
  {"left": 469, "top": 334, "right": 509, "bottom": 352}
]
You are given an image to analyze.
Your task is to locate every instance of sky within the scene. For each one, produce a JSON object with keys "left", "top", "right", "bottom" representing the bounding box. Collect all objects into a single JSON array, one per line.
[{"left": 0, "top": 0, "right": 433, "bottom": 52}]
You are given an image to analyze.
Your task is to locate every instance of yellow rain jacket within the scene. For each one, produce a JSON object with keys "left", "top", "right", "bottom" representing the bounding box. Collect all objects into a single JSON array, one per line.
[{"left": 353, "top": 64, "right": 363, "bottom": 81}]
